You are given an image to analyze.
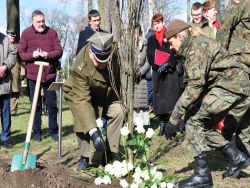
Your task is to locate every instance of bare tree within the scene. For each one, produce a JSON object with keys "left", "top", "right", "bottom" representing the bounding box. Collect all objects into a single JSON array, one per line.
[
  {"left": 6, "top": 0, "right": 20, "bottom": 42},
  {"left": 187, "top": 0, "right": 190, "bottom": 23}
]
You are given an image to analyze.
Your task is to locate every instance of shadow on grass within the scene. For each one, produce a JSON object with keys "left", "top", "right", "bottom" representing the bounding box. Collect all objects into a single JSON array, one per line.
[{"left": 11, "top": 124, "right": 74, "bottom": 146}]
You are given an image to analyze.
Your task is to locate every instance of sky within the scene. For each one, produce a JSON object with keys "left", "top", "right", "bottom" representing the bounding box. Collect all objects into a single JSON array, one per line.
[{"left": 0, "top": 0, "right": 203, "bottom": 34}]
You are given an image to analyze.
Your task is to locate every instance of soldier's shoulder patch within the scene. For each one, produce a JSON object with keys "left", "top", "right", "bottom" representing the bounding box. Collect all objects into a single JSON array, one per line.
[
  {"left": 188, "top": 51, "right": 195, "bottom": 56},
  {"left": 232, "top": 0, "right": 240, "bottom": 5}
]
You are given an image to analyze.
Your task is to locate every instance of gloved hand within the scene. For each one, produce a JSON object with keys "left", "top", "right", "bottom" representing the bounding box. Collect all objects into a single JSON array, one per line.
[
  {"left": 178, "top": 119, "right": 185, "bottom": 133},
  {"left": 135, "top": 71, "right": 141, "bottom": 84},
  {"left": 164, "top": 121, "right": 179, "bottom": 140},
  {"left": 157, "top": 55, "right": 177, "bottom": 74}
]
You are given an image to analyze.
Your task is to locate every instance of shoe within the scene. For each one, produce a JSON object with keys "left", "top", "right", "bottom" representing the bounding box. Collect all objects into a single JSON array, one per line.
[
  {"left": 179, "top": 153, "right": 213, "bottom": 188},
  {"left": 90, "top": 131, "right": 106, "bottom": 151},
  {"left": 2, "top": 140, "right": 13, "bottom": 149},
  {"left": 77, "top": 156, "right": 89, "bottom": 171},
  {"left": 33, "top": 134, "right": 42, "bottom": 142},
  {"left": 221, "top": 143, "right": 250, "bottom": 178},
  {"left": 51, "top": 134, "right": 58, "bottom": 141}
]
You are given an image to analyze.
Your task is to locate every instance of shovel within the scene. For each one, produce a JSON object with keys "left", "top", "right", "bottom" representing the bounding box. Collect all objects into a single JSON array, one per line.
[{"left": 11, "top": 61, "right": 49, "bottom": 172}]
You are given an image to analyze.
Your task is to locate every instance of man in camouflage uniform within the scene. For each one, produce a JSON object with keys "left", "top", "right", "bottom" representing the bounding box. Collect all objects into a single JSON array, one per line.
[
  {"left": 64, "top": 32, "right": 125, "bottom": 171},
  {"left": 217, "top": 0, "right": 250, "bottom": 157},
  {"left": 162, "top": 19, "right": 250, "bottom": 188}
]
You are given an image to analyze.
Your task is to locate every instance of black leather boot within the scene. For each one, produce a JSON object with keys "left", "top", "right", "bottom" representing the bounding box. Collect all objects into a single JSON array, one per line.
[
  {"left": 179, "top": 153, "right": 213, "bottom": 188},
  {"left": 90, "top": 131, "right": 106, "bottom": 151},
  {"left": 221, "top": 143, "right": 250, "bottom": 178},
  {"left": 77, "top": 156, "right": 89, "bottom": 171}
]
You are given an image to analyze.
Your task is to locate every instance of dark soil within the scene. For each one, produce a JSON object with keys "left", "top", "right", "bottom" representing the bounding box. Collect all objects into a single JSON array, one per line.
[{"left": 0, "top": 159, "right": 119, "bottom": 188}]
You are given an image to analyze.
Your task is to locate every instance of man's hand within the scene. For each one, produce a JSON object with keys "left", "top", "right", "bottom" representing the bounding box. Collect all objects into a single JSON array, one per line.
[
  {"left": 40, "top": 51, "right": 48, "bottom": 59},
  {"left": 164, "top": 121, "right": 179, "bottom": 140},
  {"left": 33, "top": 49, "right": 41, "bottom": 58},
  {"left": 0, "top": 65, "right": 7, "bottom": 79},
  {"left": 157, "top": 55, "right": 177, "bottom": 74}
]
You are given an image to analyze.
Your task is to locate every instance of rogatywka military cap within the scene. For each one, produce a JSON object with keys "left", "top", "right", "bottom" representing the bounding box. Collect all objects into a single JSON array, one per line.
[
  {"left": 87, "top": 32, "right": 114, "bottom": 63},
  {"left": 165, "top": 19, "right": 190, "bottom": 39}
]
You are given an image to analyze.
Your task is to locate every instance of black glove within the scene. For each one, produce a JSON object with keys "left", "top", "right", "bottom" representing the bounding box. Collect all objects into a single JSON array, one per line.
[
  {"left": 178, "top": 119, "right": 185, "bottom": 133},
  {"left": 135, "top": 71, "right": 141, "bottom": 84},
  {"left": 157, "top": 55, "right": 177, "bottom": 74},
  {"left": 164, "top": 121, "right": 179, "bottom": 140}
]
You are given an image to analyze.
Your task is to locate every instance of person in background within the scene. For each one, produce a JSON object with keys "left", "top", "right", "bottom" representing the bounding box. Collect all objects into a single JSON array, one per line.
[
  {"left": 202, "top": 0, "right": 219, "bottom": 39},
  {"left": 217, "top": 0, "right": 250, "bottom": 157},
  {"left": 164, "top": 19, "right": 250, "bottom": 188},
  {"left": 0, "top": 31, "right": 17, "bottom": 148},
  {"left": 147, "top": 13, "right": 184, "bottom": 136},
  {"left": 76, "top": 9, "right": 106, "bottom": 55},
  {"left": 191, "top": 2, "right": 207, "bottom": 28},
  {"left": 64, "top": 32, "right": 125, "bottom": 171},
  {"left": 18, "top": 10, "right": 63, "bottom": 142},
  {"left": 6, "top": 30, "right": 25, "bottom": 116}
]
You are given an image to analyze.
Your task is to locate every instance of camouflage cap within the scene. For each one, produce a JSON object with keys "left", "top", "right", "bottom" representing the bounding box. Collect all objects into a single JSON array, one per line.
[
  {"left": 87, "top": 32, "right": 114, "bottom": 63},
  {"left": 165, "top": 19, "right": 190, "bottom": 39}
]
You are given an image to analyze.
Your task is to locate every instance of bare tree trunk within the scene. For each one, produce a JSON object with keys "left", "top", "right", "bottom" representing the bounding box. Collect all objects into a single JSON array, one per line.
[
  {"left": 187, "top": 0, "right": 191, "bottom": 23},
  {"left": 159, "top": 0, "right": 164, "bottom": 13},
  {"left": 88, "top": 0, "right": 93, "bottom": 12},
  {"left": 216, "top": 0, "right": 221, "bottom": 19},
  {"left": 148, "top": 0, "right": 155, "bottom": 28},
  {"left": 6, "top": 0, "right": 20, "bottom": 42},
  {"left": 98, "top": 0, "right": 111, "bottom": 31},
  {"left": 110, "top": 0, "right": 122, "bottom": 42}
]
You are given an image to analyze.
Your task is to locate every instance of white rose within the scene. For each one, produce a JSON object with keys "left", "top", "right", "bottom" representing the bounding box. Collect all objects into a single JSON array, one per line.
[
  {"left": 150, "top": 183, "right": 157, "bottom": 188},
  {"left": 94, "top": 177, "right": 102, "bottom": 185},
  {"left": 133, "top": 173, "right": 142, "bottom": 184},
  {"left": 135, "top": 166, "right": 142, "bottom": 174},
  {"left": 155, "top": 171, "right": 163, "bottom": 180},
  {"left": 160, "top": 182, "right": 167, "bottom": 188},
  {"left": 135, "top": 123, "right": 145, "bottom": 134},
  {"left": 146, "top": 128, "right": 154, "bottom": 138},
  {"left": 130, "top": 183, "right": 139, "bottom": 188},
  {"left": 167, "top": 182, "right": 174, "bottom": 188},
  {"left": 127, "top": 162, "right": 134, "bottom": 171},
  {"left": 120, "top": 126, "right": 130, "bottom": 136},
  {"left": 120, "top": 179, "right": 129, "bottom": 188},
  {"left": 141, "top": 170, "right": 150, "bottom": 180},
  {"left": 102, "top": 175, "right": 111, "bottom": 185},
  {"left": 96, "top": 118, "right": 103, "bottom": 128},
  {"left": 104, "top": 164, "right": 115, "bottom": 176}
]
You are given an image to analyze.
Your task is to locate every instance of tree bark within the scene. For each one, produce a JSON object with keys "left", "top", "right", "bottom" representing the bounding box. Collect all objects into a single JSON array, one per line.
[
  {"left": 88, "top": 0, "right": 93, "bottom": 12},
  {"left": 6, "top": 0, "right": 20, "bottom": 42}
]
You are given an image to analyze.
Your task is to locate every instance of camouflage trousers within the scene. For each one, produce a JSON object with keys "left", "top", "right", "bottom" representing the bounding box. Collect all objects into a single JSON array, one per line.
[{"left": 186, "top": 87, "right": 250, "bottom": 157}]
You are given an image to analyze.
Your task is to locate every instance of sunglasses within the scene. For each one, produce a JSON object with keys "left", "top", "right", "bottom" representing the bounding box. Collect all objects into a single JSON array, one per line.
[{"left": 7, "top": 31, "right": 16, "bottom": 36}]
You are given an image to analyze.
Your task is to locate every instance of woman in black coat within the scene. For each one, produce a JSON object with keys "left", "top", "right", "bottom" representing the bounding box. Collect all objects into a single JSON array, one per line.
[{"left": 147, "top": 13, "right": 184, "bottom": 135}]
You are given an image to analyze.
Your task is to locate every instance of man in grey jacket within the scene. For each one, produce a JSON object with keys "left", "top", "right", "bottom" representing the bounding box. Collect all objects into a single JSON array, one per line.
[{"left": 0, "top": 32, "right": 17, "bottom": 148}]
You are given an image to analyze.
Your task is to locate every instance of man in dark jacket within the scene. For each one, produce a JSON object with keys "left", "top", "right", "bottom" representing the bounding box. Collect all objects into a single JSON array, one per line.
[
  {"left": 76, "top": 9, "right": 106, "bottom": 55},
  {"left": 18, "top": 10, "right": 63, "bottom": 142}
]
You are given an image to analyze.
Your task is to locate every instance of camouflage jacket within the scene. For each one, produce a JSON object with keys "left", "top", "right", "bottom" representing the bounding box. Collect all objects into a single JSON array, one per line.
[
  {"left": 217, "top": 0, "right": 250, "bottom": 65},
  {"left": 169, "top": 34, "right": 250, "bottom": 125}
]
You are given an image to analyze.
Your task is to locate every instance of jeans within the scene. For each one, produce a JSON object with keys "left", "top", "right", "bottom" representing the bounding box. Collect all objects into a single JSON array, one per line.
[
  {"left": 147, "top": 79, "right": 153, "bottom": 108},
  {"left": 0, "top": 94, "right": 11, "bottom": 141},
  {"left": 28, "top": 79, "right": 58, "bottom": 135}
]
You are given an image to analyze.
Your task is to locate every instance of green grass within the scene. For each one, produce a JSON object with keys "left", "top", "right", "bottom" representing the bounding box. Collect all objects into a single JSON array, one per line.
[{"left": 2, "top": 96, "right": 250, "bottom": 187}]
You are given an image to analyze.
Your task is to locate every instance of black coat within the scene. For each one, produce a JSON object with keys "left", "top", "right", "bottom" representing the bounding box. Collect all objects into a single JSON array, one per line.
[
  {"left": 76, "top": 26, "right": 107, "bottom": 55},
  {"left": 147, "top": 34, "right": 184, "bottom": 115}
]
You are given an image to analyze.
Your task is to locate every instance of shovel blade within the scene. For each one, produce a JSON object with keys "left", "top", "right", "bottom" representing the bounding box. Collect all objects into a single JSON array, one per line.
[{"left": 11, "top": 154, "right": 37, "bottom": 172}]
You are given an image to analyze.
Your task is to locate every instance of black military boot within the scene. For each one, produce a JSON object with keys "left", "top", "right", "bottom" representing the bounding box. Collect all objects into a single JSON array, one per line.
[
  {"left": 179, "top": 153, "right": 213, "bottom": 188},
  {"left": 221, "top": 143, "right": 250, "bottom": 178},
  {"left": 90, "top": 131, "right": 106, "bottom": 151},
  {"left": 77, "top": 156, "right": 89, "bottom": 171}
]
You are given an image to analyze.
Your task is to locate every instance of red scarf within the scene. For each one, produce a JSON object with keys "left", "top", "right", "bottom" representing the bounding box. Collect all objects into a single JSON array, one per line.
[
  {"left": 213, "top": 21, "right": 220, "bottom": 30},
  {"left": 154, "top": 27, "right": 166, "bottom": 47}
]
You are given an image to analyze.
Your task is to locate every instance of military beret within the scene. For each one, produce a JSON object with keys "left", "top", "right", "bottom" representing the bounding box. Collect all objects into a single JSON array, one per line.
[
  {"left": 6, "top": 30, "right": 16, "bottom": 37},
  {"left": 165, "top": 19, "right": 190, "bottom": 39},
  {"left": 87, "top": 32, "right": 114, "bottom": 63}
]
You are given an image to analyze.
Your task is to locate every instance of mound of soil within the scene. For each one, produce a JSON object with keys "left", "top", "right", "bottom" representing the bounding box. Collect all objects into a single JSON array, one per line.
[{"left": 0, "top": 159, "right": 119, "bottom": 188}]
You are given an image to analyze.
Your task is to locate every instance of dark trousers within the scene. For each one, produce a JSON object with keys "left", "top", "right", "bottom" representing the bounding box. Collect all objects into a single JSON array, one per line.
[
  {"left": 147, "top": 79, "right": 153, "bottom": 108},
  {"left": 0, "top": 94, "right": 11, "bottom": 141},
  {"left": 28, "top": 79, "right": 58, "bottom": 135}
]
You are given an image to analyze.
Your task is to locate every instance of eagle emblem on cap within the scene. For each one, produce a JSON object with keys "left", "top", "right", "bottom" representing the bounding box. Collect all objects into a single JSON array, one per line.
[{"left": 233, "top": 0, "right": 240, "bottom": 5}]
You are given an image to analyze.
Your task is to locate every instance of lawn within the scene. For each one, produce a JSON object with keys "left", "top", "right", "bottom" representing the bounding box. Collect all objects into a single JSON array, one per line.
[{"left": 0, "top": 95, "right": 249, "bottom": 188}]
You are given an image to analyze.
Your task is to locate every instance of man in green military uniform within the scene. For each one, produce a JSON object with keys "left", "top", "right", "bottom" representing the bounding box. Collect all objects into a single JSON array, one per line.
[
  {"left": 217, "top": 0, "right": 250, "bottom": 157},
  {"left": 162, "top": 19, "right": 250, "bottom": 188},
  {"left": 64, "top": 32, "right": 125, "bottom": 171}
]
